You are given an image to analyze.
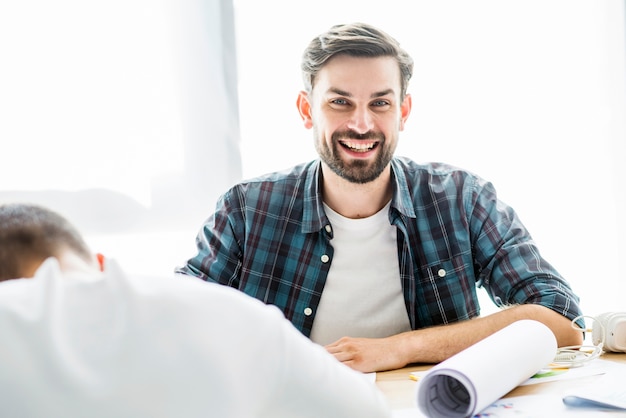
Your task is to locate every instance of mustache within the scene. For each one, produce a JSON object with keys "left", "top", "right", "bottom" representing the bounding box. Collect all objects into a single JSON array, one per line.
[{"left": 332, "top": 130, "right": 385, "bottom": 141}]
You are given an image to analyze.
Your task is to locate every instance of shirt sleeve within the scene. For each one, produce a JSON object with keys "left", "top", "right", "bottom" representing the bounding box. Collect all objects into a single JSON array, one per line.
[
  {"left": 468, "top": 177, "right": 583, "bottom": 326},
  {"left": 175, "top": 188, "right": 244, "bottom": 288}
]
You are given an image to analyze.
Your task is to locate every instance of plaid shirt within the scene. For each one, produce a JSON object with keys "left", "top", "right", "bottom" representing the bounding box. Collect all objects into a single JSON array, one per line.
[{"left": 177, "top": 157, "right": 582, "bottom": 336}]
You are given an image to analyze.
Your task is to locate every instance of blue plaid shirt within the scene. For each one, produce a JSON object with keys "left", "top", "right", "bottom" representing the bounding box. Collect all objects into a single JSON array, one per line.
[{"left": 177, "top": 157, "right": 582, "bottom": 336}]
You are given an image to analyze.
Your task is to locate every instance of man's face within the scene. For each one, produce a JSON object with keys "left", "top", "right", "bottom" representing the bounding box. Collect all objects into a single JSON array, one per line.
[{"left": 298, "top": 55, "right": 411, "bottom": 184}]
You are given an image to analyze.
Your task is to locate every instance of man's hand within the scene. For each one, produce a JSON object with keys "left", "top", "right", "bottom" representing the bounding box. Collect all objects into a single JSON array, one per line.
[
  {"left": 325, "top": 334, "right": 409, "bottom": 373},
  {"left": 325, "top": 304, "right": 583, "bottom": 373}
]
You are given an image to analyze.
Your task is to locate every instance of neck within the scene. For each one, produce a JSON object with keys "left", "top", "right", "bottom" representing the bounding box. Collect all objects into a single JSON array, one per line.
[
  {"left": 57, "top": 250, "right": 103, "bottom": 280},
  {"left": 321, "top": 164, "right": 393, "bottom": 219}
]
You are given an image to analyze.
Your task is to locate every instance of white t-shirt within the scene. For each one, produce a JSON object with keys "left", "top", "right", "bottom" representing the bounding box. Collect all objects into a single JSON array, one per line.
[
  {"left": 0, "top": 258, "right": 391, "bottom": 418},
  {"left": 310, "top": 202, "right": 412, "bottom": 345}
]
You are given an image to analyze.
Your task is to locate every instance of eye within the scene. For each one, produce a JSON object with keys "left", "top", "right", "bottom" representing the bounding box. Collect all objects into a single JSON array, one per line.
[
  {"left": 330, "top": 98, "right": 350, "bottom": 106},
  {"left": 371, "top": 99, "right": 390, "bottom": 107}
]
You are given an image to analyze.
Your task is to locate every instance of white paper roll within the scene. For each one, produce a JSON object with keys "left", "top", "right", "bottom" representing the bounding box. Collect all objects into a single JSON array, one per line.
[{"left": 416, "top": 319, "right": 557, "bottom": 418}]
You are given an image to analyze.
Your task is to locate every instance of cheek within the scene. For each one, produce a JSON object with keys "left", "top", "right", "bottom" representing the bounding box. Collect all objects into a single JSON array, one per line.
[
  {"left": 318, "top": 113, "right": 346, "bottom": 134},
  {"left": 311, "top": 115, "right": 333, "bottom": 137}
]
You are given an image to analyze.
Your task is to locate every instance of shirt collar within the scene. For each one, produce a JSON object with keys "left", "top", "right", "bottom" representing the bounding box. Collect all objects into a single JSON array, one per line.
[
  {"left": 389, "top": 158, "right": 417, "bottom": 219},
  {"left": 301, "top": 160, "right": 328, "bottom": 233},
  {"left": 301, "top": 158, "right": 416, "bottom": 233}
]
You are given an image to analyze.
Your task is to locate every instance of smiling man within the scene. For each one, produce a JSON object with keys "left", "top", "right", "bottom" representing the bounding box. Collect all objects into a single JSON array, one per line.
[{"left": 177, "top": 22, "right": 584, "bottom": 373}]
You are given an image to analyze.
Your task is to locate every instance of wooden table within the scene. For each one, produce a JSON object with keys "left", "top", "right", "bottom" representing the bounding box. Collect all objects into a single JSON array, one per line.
[{"left": 376, "top": 352, "right": 626, "bottom": 412}]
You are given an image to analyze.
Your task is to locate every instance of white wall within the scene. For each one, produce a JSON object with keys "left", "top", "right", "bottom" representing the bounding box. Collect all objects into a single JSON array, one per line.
[{"left": 233, "top": 0, "right": 626, "bottom": 316}]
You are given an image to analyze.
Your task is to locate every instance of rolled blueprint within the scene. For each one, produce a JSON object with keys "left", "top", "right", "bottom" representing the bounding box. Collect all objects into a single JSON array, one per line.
[{"left": 416, "top": 319, "right": 557, "bottom": 418}]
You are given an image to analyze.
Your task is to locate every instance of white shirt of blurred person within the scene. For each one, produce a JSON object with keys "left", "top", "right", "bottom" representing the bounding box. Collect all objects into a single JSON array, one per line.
[{"left": 0, "top": 203, "right": 391, "bottom": 418}]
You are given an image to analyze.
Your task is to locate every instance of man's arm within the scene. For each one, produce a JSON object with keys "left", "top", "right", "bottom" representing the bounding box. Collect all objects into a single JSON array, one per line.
[
  {"left": 175, "top": 190, "right": 244, "bottom": 286},
  {"left": 325, "top": 304, "right": 583, "bottom": 373}
]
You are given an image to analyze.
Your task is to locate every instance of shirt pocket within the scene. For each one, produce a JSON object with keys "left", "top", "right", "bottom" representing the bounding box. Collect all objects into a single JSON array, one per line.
[{"left": 414, "top": 253, "right": 479, "bottom": 326}]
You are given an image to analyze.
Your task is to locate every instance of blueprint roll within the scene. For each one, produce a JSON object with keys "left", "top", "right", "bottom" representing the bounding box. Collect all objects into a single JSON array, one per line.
[{"left": 416, "top": 319, "right": 557, "bottom": 418}]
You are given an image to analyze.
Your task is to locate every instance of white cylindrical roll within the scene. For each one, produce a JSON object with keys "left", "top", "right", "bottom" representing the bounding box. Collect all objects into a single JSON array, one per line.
[{"left": 417, "top": 319, "right": 557, "bottom": 418}]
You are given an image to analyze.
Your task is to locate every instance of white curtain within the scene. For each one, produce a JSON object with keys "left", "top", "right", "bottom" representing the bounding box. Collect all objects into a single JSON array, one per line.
[
  {"left": 165, "top": 0, "right": 242, "bottom": 230},
  {"left": 0, "top": 0, "right": 241, "bottom": 276},
  {"left": 0, "top": 0, "right": 241, "bottom": 236}
]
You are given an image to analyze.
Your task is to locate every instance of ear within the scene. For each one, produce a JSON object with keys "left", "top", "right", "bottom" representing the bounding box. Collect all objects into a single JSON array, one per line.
[
  {"left": 96, "top": 253, "right": 105, "bottom": 272},
  {"left": 399, "top": 93, "right": 412, "bottom": 131},
  {"left": 296, "top": 91, "right": 314, "bottom": 129}
]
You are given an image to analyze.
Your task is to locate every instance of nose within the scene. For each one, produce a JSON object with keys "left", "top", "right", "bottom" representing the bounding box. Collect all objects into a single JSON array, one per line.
[{"left": 346, "top": 106, "right": 374, "bottom": 135}]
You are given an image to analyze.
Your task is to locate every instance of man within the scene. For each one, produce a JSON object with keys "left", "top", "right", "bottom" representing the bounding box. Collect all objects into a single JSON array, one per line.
[
  {"left": 177, "top": 22, "right": 584, "bottom": 373},
  {"left": 0, "top": 203, "right": 391, "bottom": 418}
]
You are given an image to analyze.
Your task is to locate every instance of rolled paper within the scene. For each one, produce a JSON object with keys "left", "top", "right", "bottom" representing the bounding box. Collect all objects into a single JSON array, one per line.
[{"left": 417, "top": 319, "right": 557, "bottom": 418}]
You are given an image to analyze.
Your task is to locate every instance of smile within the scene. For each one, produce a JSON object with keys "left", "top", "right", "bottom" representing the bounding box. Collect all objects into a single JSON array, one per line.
[{"left": 339, "top": 141, "right": 378, "bottom": 153}]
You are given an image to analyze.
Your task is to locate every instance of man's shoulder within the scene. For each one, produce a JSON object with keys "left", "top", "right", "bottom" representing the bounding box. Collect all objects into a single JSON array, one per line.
[
  {"left": 392, "top": 157, "right": 481, "bottom": 183},
  {"left": 223, "top": 161, "right": 318, "bottom": 202},
  {"left": 122, "top": 269, "right": 286, "bottom": 321},
  {"left": 242, "top": 161, "right": 317, "bottom": 184}
]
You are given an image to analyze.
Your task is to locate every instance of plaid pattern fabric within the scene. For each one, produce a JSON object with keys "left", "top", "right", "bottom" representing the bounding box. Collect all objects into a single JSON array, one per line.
[{"left": 177, "top": 157, "right": 582, "bottom": 336}]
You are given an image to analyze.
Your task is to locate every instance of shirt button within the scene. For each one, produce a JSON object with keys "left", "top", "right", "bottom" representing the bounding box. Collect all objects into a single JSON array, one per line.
[
  {"left": 325, "top": 225, "right": 332, "bottom": 233},
  {"left": 304, "top": 307, "right": 313, "bottom": 316},
  {"left": 437, "top": 268, "right": 446, "bottom": 278},
  {"left": 321, "top": 254, "right": 330, "bottom": 263}
]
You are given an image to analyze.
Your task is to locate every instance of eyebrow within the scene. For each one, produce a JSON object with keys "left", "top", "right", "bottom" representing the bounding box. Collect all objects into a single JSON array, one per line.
[{"left": 327, "top": 87, "right": 395, "bottom": 98}]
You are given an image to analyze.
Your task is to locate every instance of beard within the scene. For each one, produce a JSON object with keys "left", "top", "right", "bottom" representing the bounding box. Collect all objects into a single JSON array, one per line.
[{"left": 314, "top": 128, "right": 396, "bottom": 184}]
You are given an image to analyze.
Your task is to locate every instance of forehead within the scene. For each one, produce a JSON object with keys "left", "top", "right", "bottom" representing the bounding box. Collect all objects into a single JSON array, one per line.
[{"left": 313, "top": 55, "right": 402, "bottom": 97}]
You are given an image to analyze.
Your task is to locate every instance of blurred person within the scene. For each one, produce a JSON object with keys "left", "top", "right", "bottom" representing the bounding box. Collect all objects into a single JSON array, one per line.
[{"left": 0, "top": 202, "right": 391, "bottom": 418}]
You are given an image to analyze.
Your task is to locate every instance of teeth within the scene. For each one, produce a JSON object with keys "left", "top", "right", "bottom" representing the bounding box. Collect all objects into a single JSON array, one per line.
[{"left": 343, "top": 141, "right": 375, "bottom": 151}]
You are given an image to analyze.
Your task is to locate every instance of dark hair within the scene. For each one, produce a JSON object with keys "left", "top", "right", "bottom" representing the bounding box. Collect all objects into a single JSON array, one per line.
[
  {"left": 301, "top": 22, "right": 414, "bottom": 97},
  {"left": 0, "top": 203, "right": 92, "bottom": 281}
]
